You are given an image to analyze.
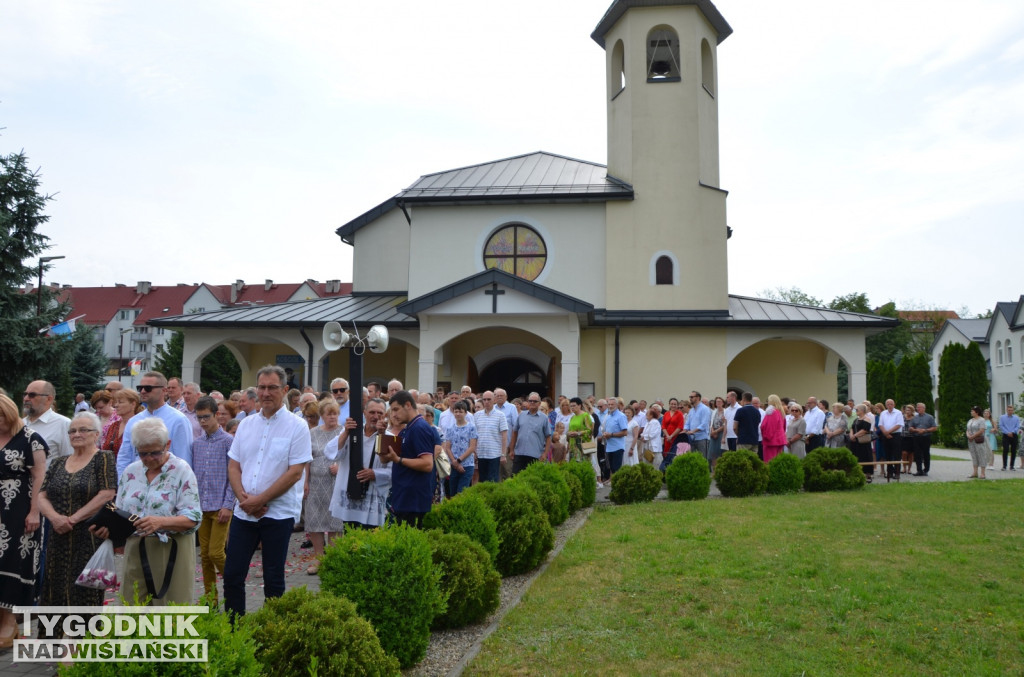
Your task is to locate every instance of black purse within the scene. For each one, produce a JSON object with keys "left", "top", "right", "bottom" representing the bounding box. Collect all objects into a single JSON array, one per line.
[{"left": 85, "top": 502, "right": 139, "bottom": 547}]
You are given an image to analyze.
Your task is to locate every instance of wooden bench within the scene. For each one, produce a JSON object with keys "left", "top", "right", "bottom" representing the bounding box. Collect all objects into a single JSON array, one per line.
[{"left": 858, "top": 461, "right": 907, "bottom": 483}]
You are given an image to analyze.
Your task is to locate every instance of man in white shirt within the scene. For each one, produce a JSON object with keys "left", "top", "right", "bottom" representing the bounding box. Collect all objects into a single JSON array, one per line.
[
  {"left": 878, "top": 399, "right": 905, "bottom": 481},
  {"left": 236, "top": 387, "right": 258, "bottom": 419},
  {"left": 223, "top": 365, "right": 312, "bottom": 620},
  {"left": 723, "top": 390, "right": 740, "bottom": 452},
  {"left": 803, "top": 396, "right": 826, "bottom": 453},
  {"left": 330, "top": 377, "right": 351, "bottom": 421},
  {"left": 22, "top": 380, "right": 71, "bottom": 460},
  {"left": 73, "top": 393, "right": 89, "bottom": 414},
  {"left": 116, "top": 371, "right": 194, "bottom": 476},
  {"left": 474, "top": 390, "right": 509, "bottom": 484}
]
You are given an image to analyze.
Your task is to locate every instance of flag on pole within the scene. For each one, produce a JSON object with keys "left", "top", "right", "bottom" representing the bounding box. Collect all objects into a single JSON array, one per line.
[
  {"left": 129, "top": 359, "right": 143, "bottom": 376},
  {"left": 44, "top": 315, "right": 85, "bottom": 338}
]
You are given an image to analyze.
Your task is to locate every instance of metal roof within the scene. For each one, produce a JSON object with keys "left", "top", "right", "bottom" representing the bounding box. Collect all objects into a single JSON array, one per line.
[
  {"left": 945, "top": 318, "right": 991, "bottom": 343},
  {"left": 591, "top": 0, "right": 733, "bottom": 48},
  {"left": 148, "top": 294, "right": 415, "bottom": 329},
  {"left": 336, "top": 152, "right": 633, "bottom": 244},
  {"left": 592, "top": 296, "right": 899, "bottom": 328},
  {"left": 398, "top": 268, "right": 594, "bottom": 316}
]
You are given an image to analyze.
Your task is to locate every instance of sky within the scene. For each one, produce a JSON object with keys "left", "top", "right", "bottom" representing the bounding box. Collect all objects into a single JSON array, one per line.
[{"left": 2, "top": 0, "right": 1022, "bottom": 317}]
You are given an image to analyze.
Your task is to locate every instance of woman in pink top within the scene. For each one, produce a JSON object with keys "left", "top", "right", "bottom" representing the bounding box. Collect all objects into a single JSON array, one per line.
[{"left": 760, "top": 394, "right": 788, "bottom": 463}]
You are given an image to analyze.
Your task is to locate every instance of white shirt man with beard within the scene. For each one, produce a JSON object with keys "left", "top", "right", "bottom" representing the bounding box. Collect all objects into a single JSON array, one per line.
[{"left": 22, "top": 379, "right": 71, "bottom": 460}]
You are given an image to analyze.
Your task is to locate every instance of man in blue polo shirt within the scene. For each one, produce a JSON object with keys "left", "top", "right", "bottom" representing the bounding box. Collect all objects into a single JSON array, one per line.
[
  {"left": 601, "top": 397, "right": 629, "bottom": 474},
  {"left": 508, "top": 391, "right": 552, "bottom": 475},
  {"left": 379, "top": 390, "right": 435, "bottom": 527}
]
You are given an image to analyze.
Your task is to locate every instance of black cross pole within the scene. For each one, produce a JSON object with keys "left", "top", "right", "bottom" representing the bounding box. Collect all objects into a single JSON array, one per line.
[{"left": 484, "top": 283, "right": 505, "bottom": 313}]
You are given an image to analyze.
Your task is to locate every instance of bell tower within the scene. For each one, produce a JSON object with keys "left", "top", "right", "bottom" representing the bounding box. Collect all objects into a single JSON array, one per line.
[{"left": 592, "top": 0, "right": 732, "bottom": 311}]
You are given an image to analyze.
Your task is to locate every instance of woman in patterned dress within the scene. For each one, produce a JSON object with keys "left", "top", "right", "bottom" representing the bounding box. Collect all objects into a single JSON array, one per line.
[
  {"left": 0, "top": 394, "right": 48, "bottom": 648},
  {"left": 304, "top": 399, "right": 344, "bottom": 575},
  {"left": 966, "top": 406, "right": 992, "bottom": 480},
  {"left": 36, "top": 412, "right": 117, "bottom": 635}
]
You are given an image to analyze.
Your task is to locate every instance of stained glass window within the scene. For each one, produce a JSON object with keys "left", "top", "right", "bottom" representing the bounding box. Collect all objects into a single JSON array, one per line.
[{"left": 483, "top": 224, "right": 546, "bottom": 281}]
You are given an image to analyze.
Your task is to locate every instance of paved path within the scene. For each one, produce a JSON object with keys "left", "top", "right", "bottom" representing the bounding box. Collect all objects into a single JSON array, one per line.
[{"left": 1, "top": 446, "right": 1012, "bottom": 674}]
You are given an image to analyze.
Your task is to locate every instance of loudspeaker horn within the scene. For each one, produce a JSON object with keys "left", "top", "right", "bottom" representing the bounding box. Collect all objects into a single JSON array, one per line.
[
  {"left": 366, "top": 325, "right": 389, "bottom": 354},
  {"left": 322, "top": 321, "right": 350, "bottom": 351}
]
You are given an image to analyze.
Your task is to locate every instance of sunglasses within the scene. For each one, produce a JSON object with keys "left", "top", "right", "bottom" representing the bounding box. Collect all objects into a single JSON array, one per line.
[
  {"left": 332, "top": 388, "right": 348, "bottom": 394},
  {"left": 137, "top": 385, "right": 163, "bottom": 393},
  {"left": 23, "top": 391, "right": 47, "bottom": 399}
]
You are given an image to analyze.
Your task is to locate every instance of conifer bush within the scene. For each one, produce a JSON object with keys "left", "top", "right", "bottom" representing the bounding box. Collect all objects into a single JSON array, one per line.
[
  {"left": 802, "top": 447, "right": 865, "bottom": 492},
  {"left": 714, "top": 449, "right": 769, "bottom": 497},
  {"left": 557, "top": 463, "right": 584, "bottom": 513},
  {"left": 319, "top": 525, "right": 445, "bottom": 668},
  {"left": 767, "top": 452, "right": 804, "bottom": 494},
  {"left": 422, "top": 492, "right": 500, "bottom": 564},
  {"left": 512, "top": 461, "right": 571, "bottom": 526},
  {"left": 427, "top": 531, "right": 501, "bottom": 629},
  {"left": 665, "top": 452, "right": 711, "bottom": 500},
  {"left": 563, "top": 460, "right": 597, "bottom": 508},
  {"left": 244, "top": 587, "right": 399, "bottom": 676},
  {"left": 608, "top": 462, "right": 663, "bottom": 504},
  {"left": 461, "top": 481, "right": 554, "bottom": 576}
]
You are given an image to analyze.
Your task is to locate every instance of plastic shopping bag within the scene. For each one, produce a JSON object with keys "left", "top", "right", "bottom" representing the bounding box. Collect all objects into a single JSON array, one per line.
[{"left": 75, "top": 539, "right": 119, "bottom": 590}]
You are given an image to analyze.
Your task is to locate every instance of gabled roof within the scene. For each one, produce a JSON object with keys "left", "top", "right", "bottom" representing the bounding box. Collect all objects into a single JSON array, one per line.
[
  {"left": 150, "top": 294, "right": 415, "bottom": 329},
  {"left": 336, "top": 152, "right": 633, "bottom": 244},
  {"left": 591, "top": 0, "right": 733, "bottom": 48},
  {"left": 591, "top": 296, "right": 900, "bottom": 328},
  {"left": 1012, "top": 295, "right": 1024, "bottom": 328},
  {"left": 932, "top": 319, "right": 991, "bottom": 354},
  {"left": 984, "top": 299, "right": 1024, "bottom": 343},
  {"left": 205, "top": 280, "right": 353, "bottom": 306},
  {"left": 398, "top": 268, "right": 595, "bottom": 316},
  {"left": 63, "top": 284, "right": 207, "bottom": 326}
]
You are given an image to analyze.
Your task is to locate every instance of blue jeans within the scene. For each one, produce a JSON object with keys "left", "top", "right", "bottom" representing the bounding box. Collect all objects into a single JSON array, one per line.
[
  {"left": 477, "top": 457, "right": 501, "bottom": 483},
  {"left": 224, "top": 516, "right": 294, "bottom": 619},
  {"left": 451, "top": 465, "right": 474, "bottom": 495},
  {"left": 606, "top": 450, "right": 624, "bottom": 474}
]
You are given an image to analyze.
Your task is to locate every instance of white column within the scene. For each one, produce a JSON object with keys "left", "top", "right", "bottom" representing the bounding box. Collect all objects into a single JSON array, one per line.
[
  {"left": 418, "top": 360, "right": 437, "bottom": 395},
  {"left": 849, "top": 369, "right": 867, "bottom": 403},
  {"left": 560, "top": 360, "right": 579, "bottom": 399}
]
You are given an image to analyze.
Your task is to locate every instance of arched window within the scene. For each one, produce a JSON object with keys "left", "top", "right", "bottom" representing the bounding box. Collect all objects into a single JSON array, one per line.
[
  {"left": 655, "top": 256, "right": 673, "bottom": 285},
  {"left": 610, "top": 39, "right": 626, "bottom": 97},
  {"left": 646, "top": 26, "right": 680, "bottom": 81},
  {"left": 483, "top": 224, "right": 547, "bottom": 281},
  {"left": 997, "top": 340, "right": 1003, "bottom": 365},
  {"left": 1008, "top": 341, "right": 1013, "bottom": 364},
  {"left": 700, "top": 38, "right": 714, "bottom": 95},
  {"left": 649, "top": 250, "right": 679, "bottom": 285}
]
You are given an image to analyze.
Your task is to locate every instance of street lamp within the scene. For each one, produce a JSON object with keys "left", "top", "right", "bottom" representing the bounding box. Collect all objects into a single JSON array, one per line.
[{"left": 37, "top": 255, "right": 66, "bottom": 315}]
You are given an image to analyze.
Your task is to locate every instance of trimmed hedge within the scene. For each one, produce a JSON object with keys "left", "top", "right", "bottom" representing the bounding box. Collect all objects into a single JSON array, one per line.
[
  {"left": 767, "top": 452, "right": 804, "bottom": 494},
  {"left": 609, "top": 462, "right": 663, "bottom": 504},
  {"left": 427, "top": 531, "right": 501, "bottom": 629},
  {"left": 461, "top": 481, "right": 554, "bottom": 576},
  {"left": 666, "top": 452, "right": 711, "bottom": 500},
  {"left": 422, "top": 492, "right": 500, "bottom": 564},
  {"left": 557, "top": 464, "right": 584, "bottom": 513},
  {"left": 245, "top": 587, "right": 399, "bottom": 676},
  {"left": 319, "top": 525, "right": 446, "bottom": 668},
  {"left": 803, "top": 447, "right": 866, "bottom": 492},
  {"left": 714, "top": 449, "right": 769, "bottom": 498},
  {"left": 563, "top": 460, "right": 597, "bottom": 508},
  {"left": 512, "top": 461, "right": 571, "bottom": 526}
]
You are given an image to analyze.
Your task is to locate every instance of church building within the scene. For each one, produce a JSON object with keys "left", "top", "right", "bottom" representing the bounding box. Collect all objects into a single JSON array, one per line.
[{"left": 155, "top": 0, "right": 895, "bottom": 402}]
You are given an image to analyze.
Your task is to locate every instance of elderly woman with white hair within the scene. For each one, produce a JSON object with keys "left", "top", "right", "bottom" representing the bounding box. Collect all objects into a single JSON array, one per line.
[{"left": 91, "top": 417, "right": 201, "bottom": 605}]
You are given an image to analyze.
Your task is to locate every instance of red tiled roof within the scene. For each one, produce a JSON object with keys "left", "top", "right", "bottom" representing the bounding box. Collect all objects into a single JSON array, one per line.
[
  {"left": 63, "top": 281, "right": 354, "bottom": 325},
  {"left": 897, "top": 310, "right": 959, "bottom": 322}
]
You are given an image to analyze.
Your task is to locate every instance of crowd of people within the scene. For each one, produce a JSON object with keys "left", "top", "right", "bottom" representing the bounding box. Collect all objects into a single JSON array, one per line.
[{"left": 1, "top": 370, "right": 1020, "bottom": 645}]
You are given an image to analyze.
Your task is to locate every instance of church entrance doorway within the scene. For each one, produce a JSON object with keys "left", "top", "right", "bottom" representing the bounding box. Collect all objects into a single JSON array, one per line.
[{"left": 478, "top": 357, "right": 548, "bottom": 399}]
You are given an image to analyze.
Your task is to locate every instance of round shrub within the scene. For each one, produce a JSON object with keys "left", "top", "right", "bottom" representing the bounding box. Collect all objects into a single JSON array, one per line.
[
  {"left": 461, "top": 481, "right": 554, "bottom": 576},
  {"left": 512, "top": 461, "right": 571, "bottom": 526},
  {"left": 426, "top": 530, "right": 501, "bottom": 629},
  {"left": 767, "top": 452, "right": 804, "bottom": 494},
  {"left": 608, "top": 463, "right": 663, "bottom": 504},
  {"left": 244, "top": 587, "right": 399, "bottom": 676},
  {"left": 422, "top": 492, "right": 500, "bottom": 563},
  {"left": 665, "top": 452, "right": 711, "bottom": 500},
  {"left": 557, "top": 464, "right": 584, "bottom": 513},
  {"left": 714, "top": 449, "right": 769, "bottom": 498},
  {"left": 319, "top": 525, "right": 445, "bottom": 668},
  {"left": 563, "top": 460, "right": 597, "bottom": 508},
  {"left": 803, "top": 447, "right": 866, "bottom": 492}
]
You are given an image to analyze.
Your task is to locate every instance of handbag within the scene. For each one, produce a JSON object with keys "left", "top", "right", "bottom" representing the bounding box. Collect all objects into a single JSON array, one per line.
[
  {"left": 85, "top": 502, "right": 139, "bottom": 547},
  {"left": 581, "top": 440, "right": 598, "bottom": 455},
  {"left": 138, "top": 536, "right": 178, "bottom": 601},
  {"left": 435, "top": 451, "right": 452, "bottom": 479}
]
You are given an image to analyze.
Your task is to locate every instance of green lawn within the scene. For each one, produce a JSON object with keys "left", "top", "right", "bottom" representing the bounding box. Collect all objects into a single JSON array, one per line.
[
  {"left": 931, "top": 454, "right": 968, "bottom": 461},
  {"left": 467, "top": 481, "right": 1024, "bottom": 676}
]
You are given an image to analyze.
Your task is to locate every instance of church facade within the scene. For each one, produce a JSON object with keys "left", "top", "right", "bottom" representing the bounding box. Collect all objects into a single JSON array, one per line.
[{"left": 156, "top": 0, "right": 894, "bottom": 402}]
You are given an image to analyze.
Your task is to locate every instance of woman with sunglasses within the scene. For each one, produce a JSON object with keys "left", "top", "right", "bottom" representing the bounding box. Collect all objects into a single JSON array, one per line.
[{"left": 35, "top": 411, "right": 117, "bottom": 634}]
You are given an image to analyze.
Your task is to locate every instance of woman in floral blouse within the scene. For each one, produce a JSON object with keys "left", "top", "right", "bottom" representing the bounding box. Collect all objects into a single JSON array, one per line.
[{"left": 91, "top": 417, "right": 201, "bottom": 606}]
